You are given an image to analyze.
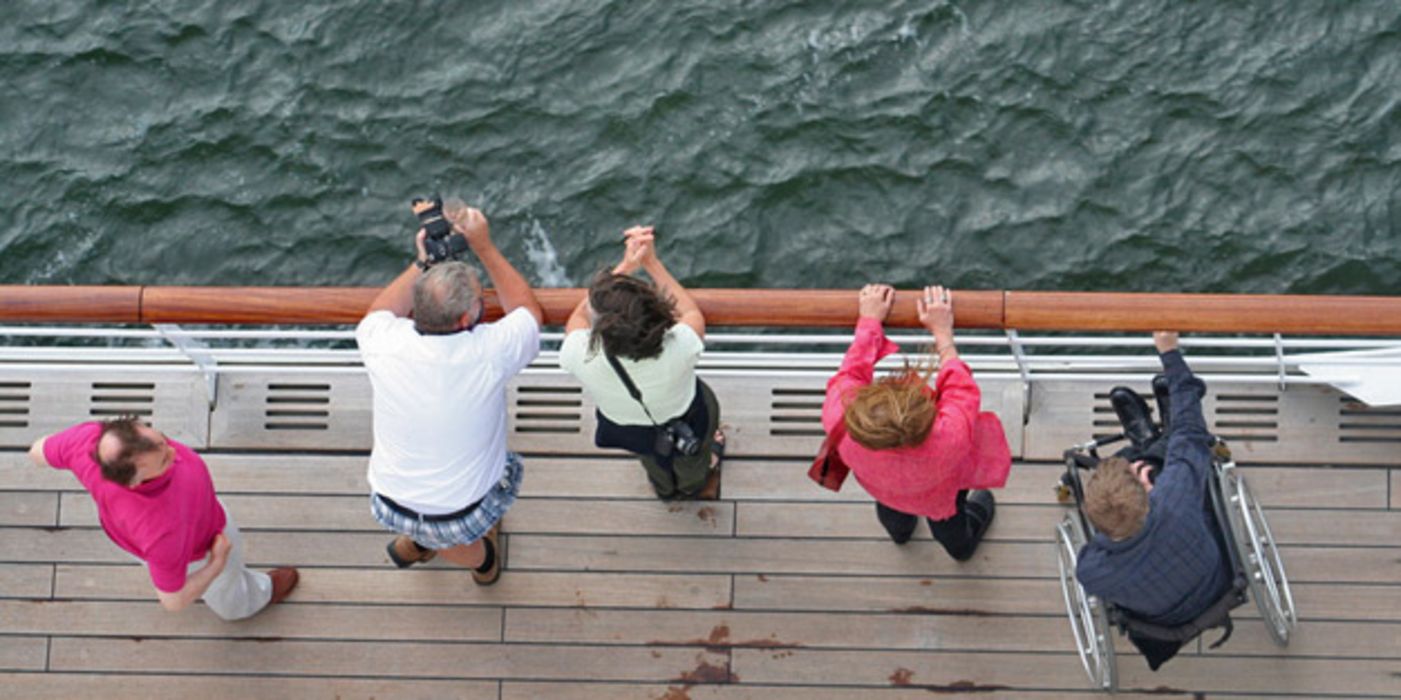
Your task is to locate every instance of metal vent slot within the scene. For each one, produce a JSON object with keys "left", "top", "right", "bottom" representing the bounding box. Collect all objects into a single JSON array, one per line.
[
  {"left": 89, "top": 382, "right": 155, "bottom": 418},
  {"left": 0, "top": 381, "right": 30, "bottom": 428},
  {"left": 513, "top": 386, "right": 582, "bottom": 434},
  {"left": 770, "top": 388, "right": 825, "bottom": 437},
  {"left": 1337, "top": 398, "right": 1401, "bottom": 444},
  {"left": 265, "top": 384, "right": 330, "bottom": 431},
  {"left": 1210, "top": 395, "right": 1279, "bottom": 443}
]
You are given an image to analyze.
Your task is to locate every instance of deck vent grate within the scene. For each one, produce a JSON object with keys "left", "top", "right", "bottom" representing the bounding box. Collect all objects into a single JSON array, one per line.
[
  {"left": 770, "top": 387, "right": 825, "bottom": 437},
  {"left": 1210, "top": 394, "right": 1279, "bottom": 443},
  {"left": 1337, "top": 398, "right": 1401, "bottom": 444},
  {"left": 513, "top": 386, "right": 582, "bottom": 434},
  {"left": 0, "top": 381, "right": 31, "bottom": 428},
  {"left": 89, "top": 382, "right": 155, "bottom": 418},
  {"left": 264, "top": 383, "right": 330, "bottom": 431}
]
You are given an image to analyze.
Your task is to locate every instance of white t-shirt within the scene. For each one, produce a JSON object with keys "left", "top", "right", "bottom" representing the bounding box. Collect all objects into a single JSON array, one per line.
[
  {"left": 558, "top": 324, "right": 704, "bottom": 425},
  {"left": 356, "top": 308, "right": 541, "bottom": 513}
]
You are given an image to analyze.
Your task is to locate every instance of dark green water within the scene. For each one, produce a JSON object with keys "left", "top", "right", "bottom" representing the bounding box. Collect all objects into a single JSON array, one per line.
[{"left": 2, "top": 1, "right": 1398, "bottom": 294}]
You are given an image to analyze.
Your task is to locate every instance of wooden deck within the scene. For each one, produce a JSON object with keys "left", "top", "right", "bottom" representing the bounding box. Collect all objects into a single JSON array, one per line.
[{"left": 1, "top": 369, "right": 1400, "bottom": 698}]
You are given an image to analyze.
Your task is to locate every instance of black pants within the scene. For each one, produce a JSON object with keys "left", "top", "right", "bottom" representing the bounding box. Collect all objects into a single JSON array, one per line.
[{"left": 875, "top": 490, "right": 980, "bottom": 560}]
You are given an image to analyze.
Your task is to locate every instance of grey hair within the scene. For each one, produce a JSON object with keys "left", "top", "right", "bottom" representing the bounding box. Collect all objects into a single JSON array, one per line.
[{"left": 413, "top": 262, "right": 481, "bottom": 332}]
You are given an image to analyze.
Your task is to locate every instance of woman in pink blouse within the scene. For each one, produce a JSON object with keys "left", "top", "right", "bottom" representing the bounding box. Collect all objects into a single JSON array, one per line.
[{"left": 821, "top": 283, "right": 1012, "bottom": 560}]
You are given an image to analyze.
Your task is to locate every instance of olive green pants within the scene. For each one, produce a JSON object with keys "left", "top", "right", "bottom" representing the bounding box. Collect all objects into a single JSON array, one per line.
[{"left": 639, "top": 380, "right": 720, "bottom": 498}]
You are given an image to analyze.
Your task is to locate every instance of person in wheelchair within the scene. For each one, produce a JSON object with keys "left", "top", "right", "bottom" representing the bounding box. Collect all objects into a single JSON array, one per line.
[{"left": 1075, "top": 331, "right": 1234, "bottom": 668}]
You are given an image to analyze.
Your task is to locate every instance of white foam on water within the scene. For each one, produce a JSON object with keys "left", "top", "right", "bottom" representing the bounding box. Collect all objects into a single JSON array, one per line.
[{"left": 523, "top": 218, "right": 571, "bottom": 287}]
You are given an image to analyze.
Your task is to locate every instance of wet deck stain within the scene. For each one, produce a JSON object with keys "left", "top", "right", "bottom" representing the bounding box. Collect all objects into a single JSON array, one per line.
[
  {"left": 649, "top": 625, "right": 803, "bottom": 651},
  {"left": 920, "top": 681, "right": 1012, "bottom": 694},
  {"left": 696, "top": 506, "right": 717, "bottom": 525},
  {"left": 891, "top": 606, "right": 996, "bottom": 617},
  {"left": 674, "top": 656, "right": 738, "bottom": 684},
  {"left": 891, "top": 671, "right": 1012, "bottom": 694},
  {"left": 1133, "top": 687, "right": 1197, "bottom": 696}
]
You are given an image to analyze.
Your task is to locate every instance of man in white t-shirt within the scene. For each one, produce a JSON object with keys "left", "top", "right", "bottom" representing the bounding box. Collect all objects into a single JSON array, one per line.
[{"left": 355, "top": 199, "right": 542, "bottom": 585}]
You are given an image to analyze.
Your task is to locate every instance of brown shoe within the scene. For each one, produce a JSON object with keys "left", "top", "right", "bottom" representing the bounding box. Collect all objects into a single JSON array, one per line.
[
  {"left": 267, "top": 567, "right": 299, "bottom": 605},
  {"left": 387, "top": 535, "right": 437, "bottom": 568},
  {"left": 471, "top": 523, "right": 503, "bottom": 586}
]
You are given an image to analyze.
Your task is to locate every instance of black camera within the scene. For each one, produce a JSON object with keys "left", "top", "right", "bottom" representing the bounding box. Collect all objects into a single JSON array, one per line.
[
  {"left": 654, "top": 418, "right": 703, "bottom": 458},
  {"left": 413, "top": 196, "right": 470, "bottom": 264}
]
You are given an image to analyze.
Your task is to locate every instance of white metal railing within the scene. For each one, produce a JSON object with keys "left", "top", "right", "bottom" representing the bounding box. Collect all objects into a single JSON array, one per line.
[{"left": 5, "top": 324, "right": 1401, "bottom": 406}]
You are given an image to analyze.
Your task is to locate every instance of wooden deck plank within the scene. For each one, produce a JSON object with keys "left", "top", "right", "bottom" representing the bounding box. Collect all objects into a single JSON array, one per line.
[
  {"left": 722, "top": 458, "right": 1390, "bottom": 510},
  {"left": 1113, "top": 655, "right": 1401, "bottom": 696},
  {"left": 8, "top": 529, "right": 1396, "bottom": 585},
  {"left": 58, "top": 493, "right": 735, "bottom": 537},
  {"left": 48, "top": 637, "right": 728, "bottom": 682},
  {"left": 737, "top": 501, "right": 1401, "bottom": 546},
  {"left": 0, "top": 452, "right": 662, "bottom": 499},
  {"left": 0, "top": 673, "right": 498, "bottom": 700},
  {"left": 53, "top": 565, "right": 733, "bottom": 609},
  {"left": 7, "top": 451, "right": 1389, "bottom": 511},
  {"left": 0, "top": 637, "right": 48, "bottom": 671},
  {"left": 1203, "top": 620, "right": 1401, "bottom": 659},
  {"left": 0, "top": 564, "right": 52, "bottom": 599},
  {"left": 503, "top": 607, "right": 1075, "bottom": 653},
  {"left": 0, "top": 599, "right": 502, "bottom": 642},
  {"left": 731, "top": 648, "right": 1088, "bottom": 690},
  {"left": 733, "top": 648, "right": 1401, "bottom": 695},
  {"left": 506, "top": 534, "right": 1399, "bottom": 583},
  {"left": 732, "top": 574, "right": 1062, "bottom": 615},
  {"left": 0, "top": 492, "right": 56, "bottom": 527},
  {"left": 501, "top": 684, "right": 1187, "bottom": 700}
]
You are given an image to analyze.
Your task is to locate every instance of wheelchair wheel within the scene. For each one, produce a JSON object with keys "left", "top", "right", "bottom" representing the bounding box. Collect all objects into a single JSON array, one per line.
[
  {"left": 1055, "top": 512, "right": 1117, "bottom": 691},
  {"left": 1221, "top": 465, "right": 1297, "bottom": 646}
]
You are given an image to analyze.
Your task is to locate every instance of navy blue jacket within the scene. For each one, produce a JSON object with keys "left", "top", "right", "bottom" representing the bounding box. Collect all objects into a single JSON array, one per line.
[{"left": 1076, "top": 350, "right": 1231, "bottom": 625}]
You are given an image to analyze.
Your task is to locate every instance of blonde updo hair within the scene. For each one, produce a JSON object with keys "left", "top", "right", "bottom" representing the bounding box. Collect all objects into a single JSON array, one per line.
[{"left": 843, "top": 361, "right": 938, "bottom": 450}]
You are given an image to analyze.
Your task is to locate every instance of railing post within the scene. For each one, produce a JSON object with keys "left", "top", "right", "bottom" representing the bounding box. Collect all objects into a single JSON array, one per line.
[
  {"left": 1273, "top": 333, "right": 1287, "bottom": 392},
  {"left": 1006, "top": 329, "right": 1033, "bottom": 423},
  {"left": 154, "top": 324, "right": 219, "bottom": 409}
]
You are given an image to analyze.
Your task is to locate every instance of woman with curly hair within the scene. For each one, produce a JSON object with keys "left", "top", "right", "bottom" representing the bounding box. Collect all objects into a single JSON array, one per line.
[
  {"left": 821, "top": 283, "right": 1011, "bottom": 560},
  {"left": 560, "top": 226, "right": 724, "bottom": 500}
]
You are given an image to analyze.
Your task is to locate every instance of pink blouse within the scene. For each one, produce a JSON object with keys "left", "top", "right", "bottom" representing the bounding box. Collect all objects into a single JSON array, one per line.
[{"left": 821, "top": 317, "right": 1012, "bottom": 520}]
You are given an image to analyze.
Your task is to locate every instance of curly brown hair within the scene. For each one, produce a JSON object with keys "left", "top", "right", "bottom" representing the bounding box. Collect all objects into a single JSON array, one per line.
[
  {"left": 843, "top": 361, "right": 938, "bottom": 450},
  {"left": 587, "top": 270, "right": 679, "bottom": 360}
]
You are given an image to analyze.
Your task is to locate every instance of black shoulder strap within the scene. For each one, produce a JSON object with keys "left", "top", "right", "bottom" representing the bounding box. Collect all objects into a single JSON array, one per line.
[{"left": 603, "top": 352, "right": 661, "bottom": 427}]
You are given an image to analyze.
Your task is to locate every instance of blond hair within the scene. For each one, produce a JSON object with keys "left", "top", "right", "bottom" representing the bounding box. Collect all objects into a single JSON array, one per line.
[
  {"left": 1083, "top": 456, "right": 1149, "bottom": 539},
  {"left": 843, "top": 360, "right": 938, "bottom": 451}
]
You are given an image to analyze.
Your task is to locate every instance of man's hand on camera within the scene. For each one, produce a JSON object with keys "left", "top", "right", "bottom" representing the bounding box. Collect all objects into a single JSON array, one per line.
[
  {"left": 1154, "top": 331, "right": 1179, "bottom": 353},
  {"left": 414, "top": 229, "right": 429, "bottom": 267},
  {"left": 445, "top": 200, "right": 491, "bottom": 251}
]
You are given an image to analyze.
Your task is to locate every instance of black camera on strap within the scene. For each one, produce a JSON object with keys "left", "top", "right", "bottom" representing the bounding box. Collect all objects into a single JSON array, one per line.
[
  {"left": 604, "top": 353, "right": 703, "bottom": 458},
  {"left": 412, "top": 196, "right": 470, "bottom": 264}
]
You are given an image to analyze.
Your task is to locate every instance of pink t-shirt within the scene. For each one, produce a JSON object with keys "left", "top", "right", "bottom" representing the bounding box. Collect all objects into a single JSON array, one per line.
[{"left": 44, "top": 422, "right": 227, "bottom": 593}]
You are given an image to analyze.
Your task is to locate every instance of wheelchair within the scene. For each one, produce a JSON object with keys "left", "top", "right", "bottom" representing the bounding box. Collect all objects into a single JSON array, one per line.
[{"left": 1052, "top": 427, "right": 1297, "bottom": 691}]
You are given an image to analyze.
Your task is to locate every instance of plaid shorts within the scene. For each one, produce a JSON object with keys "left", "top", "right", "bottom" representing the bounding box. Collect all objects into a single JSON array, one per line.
[{"left": 370, "top": 452, "right": 523, "bottom": 550}]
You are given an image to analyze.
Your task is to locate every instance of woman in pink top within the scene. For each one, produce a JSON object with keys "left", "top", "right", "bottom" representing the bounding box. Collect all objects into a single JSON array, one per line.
[{"left": 821, "top": 284, "right": 1012, "bottom": 560}]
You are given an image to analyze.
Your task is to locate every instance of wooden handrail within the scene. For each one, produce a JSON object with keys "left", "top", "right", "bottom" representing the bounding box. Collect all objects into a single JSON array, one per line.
[{"left": 2, "top": 285, "right": 1401, "bottom": 334}]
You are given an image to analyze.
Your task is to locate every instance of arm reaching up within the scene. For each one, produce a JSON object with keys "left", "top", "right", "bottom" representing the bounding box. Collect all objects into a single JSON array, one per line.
[{"left": 446, "top": 201, "right": 543, "bottom": 325}]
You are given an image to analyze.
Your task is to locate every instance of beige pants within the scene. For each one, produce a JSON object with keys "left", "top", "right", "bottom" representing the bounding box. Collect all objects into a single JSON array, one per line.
[{"left": 191, "top": 504, "right": 273, "bottom": 620}]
